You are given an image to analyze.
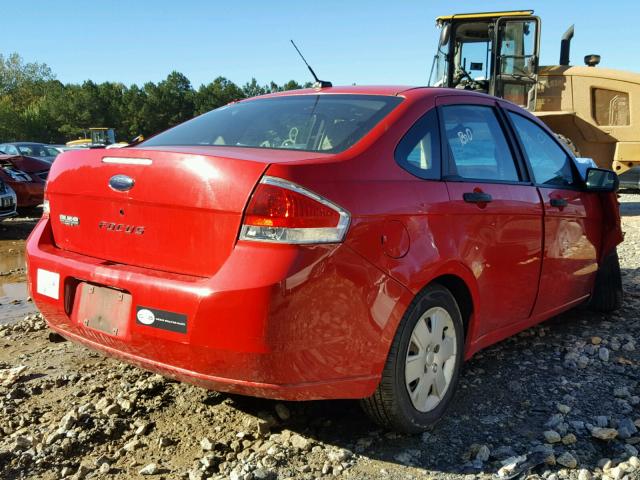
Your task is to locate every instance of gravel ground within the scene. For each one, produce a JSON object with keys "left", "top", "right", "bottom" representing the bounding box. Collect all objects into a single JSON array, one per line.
[{"left": 1, "top": 195, "right": 640, "bottom": 480}]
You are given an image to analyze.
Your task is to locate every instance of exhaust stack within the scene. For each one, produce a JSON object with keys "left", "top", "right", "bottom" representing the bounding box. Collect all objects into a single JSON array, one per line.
[{"left": 559, "top": 25, "right": 575, "bottom": 66}]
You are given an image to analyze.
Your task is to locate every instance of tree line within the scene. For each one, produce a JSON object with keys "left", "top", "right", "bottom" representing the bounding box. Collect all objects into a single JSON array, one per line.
[{"left": 0, "top": 53, "right": 310, "bottom": 145}]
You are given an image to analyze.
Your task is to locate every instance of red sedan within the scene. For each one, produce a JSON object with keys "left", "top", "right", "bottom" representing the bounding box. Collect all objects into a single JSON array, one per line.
[
  {"left": 0, "top": 154, "right": 49, "bottom": 207},
  {"left": 26, "top": 86, "right": 622, "bottom": 432}
]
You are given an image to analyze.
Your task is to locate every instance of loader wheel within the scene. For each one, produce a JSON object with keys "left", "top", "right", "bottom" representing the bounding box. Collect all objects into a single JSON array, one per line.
[
  {"left": 361, "top": 284, "right": 464, "bottom": 433},
  {"left": 556, "top": 134, "right": 580, "bottom": 157},
  {"left": 588, "top": 249, "right": 623, "bottom": 313}
]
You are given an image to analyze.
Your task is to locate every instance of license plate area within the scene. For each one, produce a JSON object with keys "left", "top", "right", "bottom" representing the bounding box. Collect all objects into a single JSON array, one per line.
[{"left": 74, "top": 283, "right": 132, "bottom": 337}]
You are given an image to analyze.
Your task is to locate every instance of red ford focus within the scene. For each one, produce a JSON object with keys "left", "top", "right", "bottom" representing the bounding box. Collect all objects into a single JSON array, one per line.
[{"left": 26, "top": 86, "right": 622, "bottom": 432}]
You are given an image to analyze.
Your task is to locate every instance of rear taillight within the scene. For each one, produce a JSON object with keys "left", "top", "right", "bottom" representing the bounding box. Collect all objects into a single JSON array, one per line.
[
  {"left": 240, "top": 176, "right": 350, "bottom": 244},
  {"left": 42, "top": 198, "right": 50, "bottom": 219}
]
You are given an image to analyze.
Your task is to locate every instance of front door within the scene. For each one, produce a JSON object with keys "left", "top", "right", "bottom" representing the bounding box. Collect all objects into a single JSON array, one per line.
[
  {"left": 437, "top": 96, "right": 543, "bottom": 336},
  {"left": 504, "top": 108, "right": 603, "bottom": 315}
]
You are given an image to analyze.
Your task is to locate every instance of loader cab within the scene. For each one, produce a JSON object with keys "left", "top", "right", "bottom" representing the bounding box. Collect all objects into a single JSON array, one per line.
[
  {"left": 429, "top": 10, "right": 541, "bottom": 110},
  {"left": 90, "top": 128, "right": 116, "bottom": 146}
]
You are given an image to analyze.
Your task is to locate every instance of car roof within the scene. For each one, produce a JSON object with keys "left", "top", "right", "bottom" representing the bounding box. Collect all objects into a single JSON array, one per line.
[
  {"left": 2, "top": 142, "right": 46, "bottom": 146},
  {"left": 241, "top": 85, "right": 492, "bottom": 102}
]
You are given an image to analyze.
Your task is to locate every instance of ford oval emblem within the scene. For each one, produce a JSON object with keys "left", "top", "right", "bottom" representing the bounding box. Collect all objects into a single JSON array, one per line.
[{"left": 109, "top": 174, "right": 135, "bottom": 192}]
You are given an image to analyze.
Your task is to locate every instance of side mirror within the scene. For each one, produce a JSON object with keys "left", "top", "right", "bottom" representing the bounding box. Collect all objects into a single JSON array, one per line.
[
  {"left": 584, "top": 167, "right": 618, "bottom": 192},
  {"left": 439, "top": 24, "right": 451, "bottom": 47}
]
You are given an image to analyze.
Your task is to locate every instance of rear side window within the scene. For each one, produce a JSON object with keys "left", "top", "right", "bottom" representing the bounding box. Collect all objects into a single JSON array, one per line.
[
  {"left": 142, "top": 95, "right": 403, "bottom": 153},
  {"left": 441, "top": 105, "right": 520, "bottom": 181},
  {"left": 395, "top": 109, "right": 440, "bottom": 179},
  {"left": 508, "top": 112, "right": 575, "bottom": 187}
]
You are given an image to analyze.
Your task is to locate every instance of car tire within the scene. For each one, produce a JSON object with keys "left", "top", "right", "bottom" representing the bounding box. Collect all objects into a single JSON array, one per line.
[
  {"left": 588, "top": 249, "right": 623, "bottom": 312},
  {"left": 361, "top": 284, "right": 464, "bottom": 433}
]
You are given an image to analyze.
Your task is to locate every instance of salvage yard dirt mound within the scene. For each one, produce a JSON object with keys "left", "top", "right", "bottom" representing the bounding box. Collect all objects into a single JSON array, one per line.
[{"left": 1, "top": 198, "right": 640, "bottom": 480}]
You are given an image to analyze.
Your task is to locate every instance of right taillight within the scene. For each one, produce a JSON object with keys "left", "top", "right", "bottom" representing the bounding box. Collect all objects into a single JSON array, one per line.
[{"left": 239, "top": 176, "right": 350, "bottom": 244}]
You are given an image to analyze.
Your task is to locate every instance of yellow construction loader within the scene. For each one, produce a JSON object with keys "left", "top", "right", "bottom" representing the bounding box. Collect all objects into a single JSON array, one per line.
[
  {"left": 429, "top": 9, "right": 640, "bottom": 183},
  {"left": 66, "top": 128, "right": 129, "bottom": 148}
]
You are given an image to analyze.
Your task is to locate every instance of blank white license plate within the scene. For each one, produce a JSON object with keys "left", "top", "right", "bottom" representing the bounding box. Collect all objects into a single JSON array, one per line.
[{"left": 37, "top": 268, "right": 60, "bottom": 300}]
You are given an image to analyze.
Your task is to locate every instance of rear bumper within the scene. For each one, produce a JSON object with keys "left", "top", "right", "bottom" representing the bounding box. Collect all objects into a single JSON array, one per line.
[{"left": 27, "top": 218, "right": 410, "bottom": 400}]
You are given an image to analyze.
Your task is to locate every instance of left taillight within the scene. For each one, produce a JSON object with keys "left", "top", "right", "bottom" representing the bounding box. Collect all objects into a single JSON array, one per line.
[
  {"left": 42, "top": 197, "right": 50, "bottom": 219},
  {"left": 239, "top": 176, "right": 350, "bottom": 244}
]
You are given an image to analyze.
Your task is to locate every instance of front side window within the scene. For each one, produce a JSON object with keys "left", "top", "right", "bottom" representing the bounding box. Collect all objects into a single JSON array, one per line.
[
  {"left": 508, "top": 112, "right": 575, "bottom": 186},
  {"left": 592, "top": 88, "right": 630, "bottom": 126},
  {"left": 142, "top": 95, "right": 403, "bottom": 153},
  {"left": 442, "top": 105, "right": 520, "bottom": 181},
  {"left": 18, "top": 145, "right": 43, "bottom": 156},
  {"left": 395, "top": 109, "right": 440, "bottom": 179}
]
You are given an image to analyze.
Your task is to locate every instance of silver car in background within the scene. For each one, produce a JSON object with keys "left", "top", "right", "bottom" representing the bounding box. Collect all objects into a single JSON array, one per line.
[{"left": 0, "top": 179, "right": 17, "bottom": 220}]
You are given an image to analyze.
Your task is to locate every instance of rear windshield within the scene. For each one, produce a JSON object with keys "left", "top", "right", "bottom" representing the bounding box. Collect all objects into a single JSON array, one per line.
[{"left": 141, "top": 94, "right": 403, "bottom": 153}]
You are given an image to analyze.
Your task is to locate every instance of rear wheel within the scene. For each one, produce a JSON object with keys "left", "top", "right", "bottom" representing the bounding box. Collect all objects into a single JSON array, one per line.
[
  {"left": 361, "top": 284, "right": 464, "bottom": 433},
  {"left": 588, "top": 249, "right": 623, "bottom": 312}
]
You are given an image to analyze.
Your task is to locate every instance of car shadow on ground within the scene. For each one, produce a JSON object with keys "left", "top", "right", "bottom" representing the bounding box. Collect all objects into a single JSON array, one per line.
[
  {"left": 620, "top": 202, "right": 640, "bottom": 217},
  {"left": 0, "top": 216, "right": 38, "bottom": 241},
  {"left": 619, "top": 194, "right": 640, "bottom": 217},
  {"left": 222, "top": 269, "right": 640, "bottom": 477}
]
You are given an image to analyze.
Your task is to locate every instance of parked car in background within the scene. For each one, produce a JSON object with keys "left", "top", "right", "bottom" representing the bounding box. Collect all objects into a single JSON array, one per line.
[
  {"left": 619, "top": 167, "right": 640, "bottom": 191},
  {"left": 0, "top": 154, "right": 49, "bottom": 207},
  {"left": 27, "top": 86, "right": 622, "bottom": 432},
  {"left": 0, "top": 142, "right": 59, "bottom": 163},
  {"left": 50, "top": 145, "right": 75, "bottom": 154},
  {"left": 0, "top": 179, "right": 17, "bottom": 220}
]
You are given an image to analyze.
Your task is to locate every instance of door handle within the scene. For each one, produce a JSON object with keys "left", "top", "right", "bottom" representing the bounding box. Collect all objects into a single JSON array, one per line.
[
  {"left": 463, "top": 192, "right": 493, "bottom": 203},
  {"left": 550, "top": 197, "right": 568, "bottom": 208}
]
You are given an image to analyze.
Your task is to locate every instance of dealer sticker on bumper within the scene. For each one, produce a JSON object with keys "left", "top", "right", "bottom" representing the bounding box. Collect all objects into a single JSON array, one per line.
[
  {"left": 36, "top": 268, "right": 60, "bottom": 300},
  {"left": 136, "top": 306, "right": 187, "bottom": 333}
]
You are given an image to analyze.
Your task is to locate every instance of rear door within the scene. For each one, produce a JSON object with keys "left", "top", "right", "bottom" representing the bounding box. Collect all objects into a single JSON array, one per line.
[
  {"left": 436, "top": 95, "right": 543, "bottom": 336},
  {"left": 503, "top": 107, "right": 603, "bottom": 315}
]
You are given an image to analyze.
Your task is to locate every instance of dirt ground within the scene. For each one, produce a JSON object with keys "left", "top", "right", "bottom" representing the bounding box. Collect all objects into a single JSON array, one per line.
[{"left": 1, "top": 196, "right": 640, "bottom": 480}]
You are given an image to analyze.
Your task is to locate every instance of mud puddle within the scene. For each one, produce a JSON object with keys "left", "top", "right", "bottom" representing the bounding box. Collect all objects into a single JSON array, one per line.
[
  {"left": 0, "top": 217, "right": 38, "bottom": 324},
  {"left": 0, "top": 247, "right": 25, "bottom": 274},
  {"left": 0, "top": 281, "right": 35, "bottom": 325}
]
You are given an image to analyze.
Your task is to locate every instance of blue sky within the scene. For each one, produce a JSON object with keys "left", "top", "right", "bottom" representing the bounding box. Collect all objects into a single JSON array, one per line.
[{"left": 5, "top": 0, "right": 639, "bottom": 87}]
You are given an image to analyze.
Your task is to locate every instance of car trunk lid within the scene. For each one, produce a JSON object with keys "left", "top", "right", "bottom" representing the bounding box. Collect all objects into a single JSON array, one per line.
[{"left": 46, "top": 148, "right": 269, "bottom": 277}]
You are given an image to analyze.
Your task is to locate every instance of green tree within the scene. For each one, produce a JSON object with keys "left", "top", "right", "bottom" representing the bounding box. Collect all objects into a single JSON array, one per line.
[
  {"left": 0, "top": 52, "right": 307, "bottom": 143},
  {"left": 194, "top": 76, "right": 245, "bottom": 115},
  {"left": 140, "top": 71, "right": 195, "bottom": 135},
  {"left": 242, "top": 78, "right": 267, "bottom": 98}
]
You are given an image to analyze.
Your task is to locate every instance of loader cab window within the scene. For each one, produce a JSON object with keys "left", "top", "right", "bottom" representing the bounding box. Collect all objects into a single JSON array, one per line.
[
  {"left": 498, "top": 20, "right": 537, "bottom": 77},
  {"left": 451, "top": 22, "right": 492, "bottom": 93},
  {"left": 495, "top": 18, "right": 539, "bottom": 108}
]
